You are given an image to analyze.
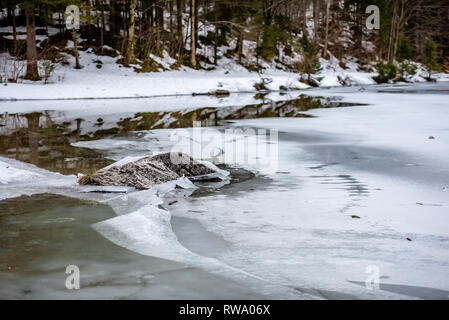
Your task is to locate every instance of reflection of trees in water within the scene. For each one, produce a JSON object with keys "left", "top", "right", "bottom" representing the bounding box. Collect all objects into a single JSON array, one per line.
[
  {"left": 0, "top": 96, "right": 351, "bottom": 174},
  {"left": 26, "top": 113, "right": 40, "bottom": 165},
  {"left": 0, "top": 112, "right": 112, "bottom": 175},
  {"left": 114, "top": 96, "right": 330, "bottom": 132}
]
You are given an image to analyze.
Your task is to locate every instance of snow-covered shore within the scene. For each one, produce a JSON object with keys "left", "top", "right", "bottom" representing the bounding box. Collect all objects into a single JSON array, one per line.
[
  {"left": 0, "top": 49, "right": 306, "bottom": 100},
  {"left": 2, "top": 48, "right": 447, "bottom": 101}
]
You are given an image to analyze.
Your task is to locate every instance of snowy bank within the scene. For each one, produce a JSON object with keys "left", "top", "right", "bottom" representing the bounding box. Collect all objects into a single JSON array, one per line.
[
  {"left": 0, "top": 50, "right": 308, "bottom": 101},
  {"left": 1, "top": 48, "right": 448, "bottom": 100}
]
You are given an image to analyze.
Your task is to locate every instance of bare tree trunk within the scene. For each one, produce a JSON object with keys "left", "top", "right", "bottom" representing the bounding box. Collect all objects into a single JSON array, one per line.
[
  {"left": 415, "top": 0, "right": 424, "bottom": 59},
  {"left": 213, "top": 1, "right": 219, "bottom": 64},
  {"left": 194, "top": 0, "right": 198, "bottom": 48},
  {"left": 323, "top": 0, "right": 331, "bottom": 58},
  {"left": 190, "top": 0, "right": 197, "bottom": 67},
  {"left": 256, "top": 30, "right": 260, "bottom": 68},
  {"left": 393, "top": 0, "right": 406, "bottom": 59},
  {"left": 263, "top": 0, "right": 274, "bottom": 26},
  {"left": 58, "top": 13, "right": 63, "bottom": 34},
  {"left": 155, "top": 2, "right": 163, "bottom": 55},
  {"left": 301, "top": 0, "right": 308, "bottom": 37},
  {"left": 73, "top": 28, "right": 81, "bottom": 69},
  {"left": 355, "top": 2, "right": 363, "bottom": 58},
  {"left": 237, "top": 29, "right": 243, "bottom": 63},
  {"left": 313, "top": 0, "right": 319, "bottom": 42},
  {"left": 110, "top": 0, "right": 116, "bottom": 35},
  {"left": 86, "top": 1, "right": 92, "bottom": 45},
  {"left": 214, "top": 28, "right": 218, "bottom": 64},
  {"left": 100, "top": 0, "right": 106, "bottom": 52},
  {"left": 25, "top": 4, "right": 39, "bottom": 80},
  {"left": 388, "top": 0, "right": 399, "bottom": 61},
  {"left": 12, "top": 5, "right": 17, "bottom": 54},
  {"left": 126, "top": 0, "right": 136, "bottom": 65},
  {"left": 177, "top": 0, "right": 184, "bottom": 57},
  {"left": 169, "top": 0, "right": 173, "bottom": 31}
]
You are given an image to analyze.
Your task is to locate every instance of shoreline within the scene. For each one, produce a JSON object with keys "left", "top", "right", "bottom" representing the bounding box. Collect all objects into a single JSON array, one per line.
[
  {"left": 2, "top": 78, "right": 448, "bottom": 102},
  {"left": 2, "top": 48, "right": 448, "bottom": 102}
]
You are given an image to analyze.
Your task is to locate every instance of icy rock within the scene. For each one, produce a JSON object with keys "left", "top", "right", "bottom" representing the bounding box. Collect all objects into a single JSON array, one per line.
[
  {"left": 78, "top": 152, "right": 216, "bottom": 189},
  {"left": 150, "top": 153, "right": 215, "bottom": 177}
]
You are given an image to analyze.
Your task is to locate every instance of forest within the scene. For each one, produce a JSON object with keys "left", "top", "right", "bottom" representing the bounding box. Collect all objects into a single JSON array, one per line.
[{"left": 0, "top": 0, "right": 448, "bottom": 84}]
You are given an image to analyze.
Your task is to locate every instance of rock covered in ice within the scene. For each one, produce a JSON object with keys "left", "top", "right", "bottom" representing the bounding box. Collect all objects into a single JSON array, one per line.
[
  {"left": 150, "top": 152, "right": 215, "bottom": 177},
  {"left": 78, "top": 152, "right": 217, "bottom": 189}
]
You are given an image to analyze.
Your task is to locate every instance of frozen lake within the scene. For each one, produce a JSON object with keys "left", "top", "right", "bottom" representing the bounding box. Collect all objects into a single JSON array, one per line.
[{"left": 1, "top": 83, "right": 449, "bottom": 299}]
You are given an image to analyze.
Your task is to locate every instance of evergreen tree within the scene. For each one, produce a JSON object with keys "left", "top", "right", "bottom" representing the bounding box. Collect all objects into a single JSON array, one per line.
[
  {"left": 295, "top": 36, "right": 322, "bottom": 86},
  {"left": 373, "top": 60, "right": 397, "bottom": 83},
  {"left": 396, "top": 36, "right": 416, "bottom": 81},
  {"left": 396, "top": 36, "right": 413, "bottom": 63},
  {"left": 423, "top": 41, "right": 442, "bottom": 80}
]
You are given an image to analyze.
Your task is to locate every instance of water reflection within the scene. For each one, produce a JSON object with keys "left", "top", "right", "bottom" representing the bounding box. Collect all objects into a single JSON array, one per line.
[
  {"left": 0, "top": 112, "right": 113, "bottom": 175},
  {"left": 0, "top": 95, "right": 361, "bottom": 175},
  {"left": 26, "top": 113, "right": 40, "bottom": 165}
]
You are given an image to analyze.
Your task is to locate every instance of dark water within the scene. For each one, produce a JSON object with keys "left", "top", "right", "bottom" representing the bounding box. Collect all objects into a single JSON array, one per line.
[
  {"left": 0, "top": 194, "right": 118, "bottom": 274},
  {"left": 0, "top": 194, "right": 264, "bottom": 299},
  {"left": 0, "top": 95, "right": 361, "bottom": 175}
]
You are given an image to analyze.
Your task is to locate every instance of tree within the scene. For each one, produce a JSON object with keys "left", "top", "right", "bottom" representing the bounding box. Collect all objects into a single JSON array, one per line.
[
  {"left": 423, "top": 41, "right": 441, "bottom": 80},
  {"left": 10, "top": 1, "right": 18, "bottom": 54},
  {"left": 125, "top": 0, "right": 136, "bottom": 66},
  {"left": 323, "top": 0, "right": 331, "bottom": 58},
  {"left": 373, "top": 60, "right": 397, "bottom": 83},
  {"left": 312, "top": 0, "right": 319, "bottom": 42},
  {"left": 176, "top": 0, "right": 184, "bottom": 56},
  {"left": 396, "top": 36, "right": 415, "bottom": 81},
  {"left": 258, "top": 25, "right": 280, "bottom": 61},
  {"left": 295, "top": 36, "right": 322, "bottom": 86},
  {"left": 190, "top": 0, "right": 197, "bottom": 67},
  {"left": 396, "top": 36, "right": 413, "bottom": 62},
  {"left": 24, "top": 1, "right": 40, "bottom": 80},
  {"left": 98, "top": 0, "right": 106, "bottom": 51}
]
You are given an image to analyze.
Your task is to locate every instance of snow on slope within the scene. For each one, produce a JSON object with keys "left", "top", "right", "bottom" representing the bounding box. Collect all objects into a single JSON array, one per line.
[
  {"left": 1, "top": 42, "right": 448, "bottom": 100},
  {"left": 0, "top": 49, "right": 308, "bottom": 100}
]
